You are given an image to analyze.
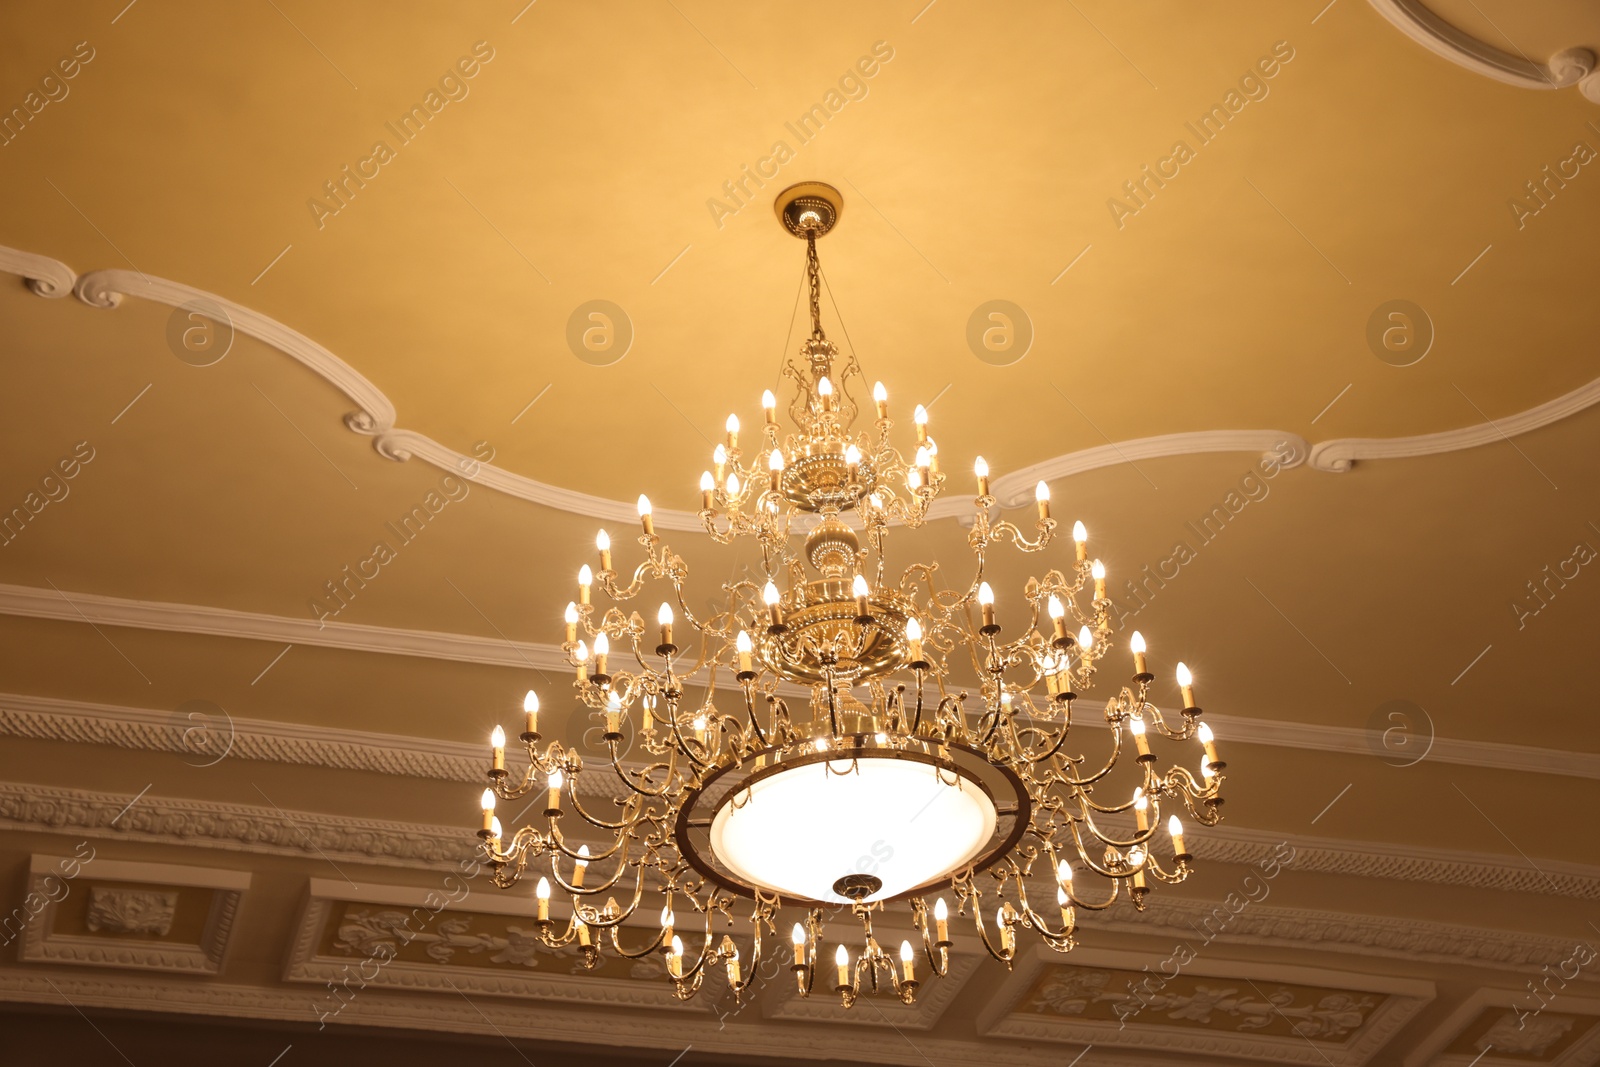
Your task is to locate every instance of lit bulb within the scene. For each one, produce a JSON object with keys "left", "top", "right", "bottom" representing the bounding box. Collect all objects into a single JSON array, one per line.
[
  {"left": 490, "top": 725, "right": 505, "bottom": 748},
  {"left": 607, "top": 690, "right": 621, "bottom": 711},
  {"left": 536, "top": 877, "right": 551, "bottom": 901},
  {"left": 1134, "top": 787, "right": 1149, "bottom": 808},
  {"left": 762, "top": 388, "right": 776, "bottom": 410},
  {"left": 658, "top": 603, "right": 674, "bottom": 625},
  {"left": 700, "top": 470, "right": 714, "bottom": 491},
  {"left": 1078, "top": 625, "right": 1094, "bottom": 649},
  {"left": 713, "top": 444, "right": 727, "bottom": 466},
  {"left": 875, "top": 732, "right": 888, "bottom": 744},
  {"left": 813, "top": 737, "right": 828, "bottom": 751},
  {"left": 523, "top": 690, "right": 539, "bottom": 713},
  {"left": 845, "top": 443, "right": 861, "bottom": 465},
  {"left": 480, "top": 788, "right": 495, "bottom": 813},
  {"left": 548, "top": 769, "right": 564, "bottom": 790},
  {"left": 1129, "top": 718, "right": 1146, "bottom": 736},
  {"left": 769, "top": 449, "right": 784, "bottom": 471},
  {"left": 574, "top": 639, "right": 588, "bottom": 660},
  {"left": 792, "top": 923, "right": 806, "bottom": 947},
  {"left": 1035, "top": 481, "right": 1050, "bottom": 502},
  {"left": 1201, "top": 758, "right": 1215, "bottom": 780},
  {"left": 763, "top": 582, "right": 780, "bottom": 606},
  {"left": 736, "top": 630, "right": 753, "bottom": 653},
  {"left": 565, "top": 602, "right": 578, "bottom": 624},
  {"left": 595, "top": 529, "right": 609, "bottom": 552},
  {"left": 905, "top": 617, "right": 922, "bottom": 640},
  {"left": 1168, "top": 815, "right": 1183, "bottom": 836},
  {"left": 578, "top": 564, "right": 592, "bottom": 586},
  {"left": 1057, "top": 860, "right": 1073, "bottom": 884},
  {"left": 914, "top": 404, "right": 928, "bottom": 427},
  {"left": 489, "top": 816, "right": 502, "bottom": 837},
  {"left": 692, "top": 715, "right": 706, "bottom": 731},
  {"left": 1073, "top": 520, "right": 1087, "bottom": 542},
  {"left": 593, "top": 632, "right": 609, "bottom": 656},
  {"left": 872, "top": 381, "right": 887, "bottom": 404},
  {"left": 852, "top": 574, "right": 870, "bottom": 597},
  {"left": 1176, "top": 662, "right": 1194, "bottom": 686},
  {"left": 977, "top": 582, "right": 994, "bottom": 606},
  {"left": 1197, "top": 722, "right": 1214, "bottom": 743},
  {"left": 1057, "top": 886, "right": 1069, "bottom": 906},
  {"left": 726, "top": 414, "right": 740, "bottom": 435},
  {"left": 818, "top": 376, "right": 833, "bottom": 397},
  {"left": 726, "top": 473, "right": 740, "bottom": 495},
  {"left": 637, "top": 495, "right": 652, "bottom": 517},
  {"left": 1129, "top": 847, "right": 1145, "bottom": 864},
  {"left": 974, "top": 456, "right": 988, "bottom": 478},
  {"left": 671, "top": 934, "right": 684, "bottom": 957},
  {"left": 1048, "top": 595, "right": 1064, "bottom": 619},
  {"left": 934, "top": 898, "right": 948, "bottom": 921},
  {"left": 900, "top": 940, "right": 913, "bottom": 962},
  {"left": 915, "top": 446, "right": 931, "bottom": 468},
  {"left": 1091, "top": 559, "right": 1106, "bottom": 580},
  {"left": 1130, "top": 631, "right": 1146, "bottom": 654},
  {"left": 835, "top": 944, "right": 849, "bottom": 965}
]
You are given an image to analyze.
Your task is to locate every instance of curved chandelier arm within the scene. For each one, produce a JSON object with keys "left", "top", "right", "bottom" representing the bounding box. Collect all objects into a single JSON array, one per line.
[{"left": 561, "top": 783, "right": 645, "bottom": 833}]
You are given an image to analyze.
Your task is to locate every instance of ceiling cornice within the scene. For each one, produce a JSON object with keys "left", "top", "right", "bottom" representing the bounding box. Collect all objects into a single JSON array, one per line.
[
  {"left": 3, "top": 587, "right": 1597, "bottom": 780},
  {"left": 6, "top": 246, "right": 1600, "bottom": 530}
]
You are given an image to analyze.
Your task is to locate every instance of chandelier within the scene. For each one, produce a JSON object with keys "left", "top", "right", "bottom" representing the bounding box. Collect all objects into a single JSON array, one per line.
[{"left": 476, "top": 182, "right": 1226, "bottom": 1008}]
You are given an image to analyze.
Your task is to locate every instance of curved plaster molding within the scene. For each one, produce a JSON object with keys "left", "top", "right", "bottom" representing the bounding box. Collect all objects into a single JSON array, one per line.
[
  {"left": 1308, "top": 374, "right": 1600, "bottom": 471},
  {"left": 1369, "top": 0, "right": 1600, "bottom": 103},
  {"left": 8, "top": 245, "right": 1600, "bottom": 528}
]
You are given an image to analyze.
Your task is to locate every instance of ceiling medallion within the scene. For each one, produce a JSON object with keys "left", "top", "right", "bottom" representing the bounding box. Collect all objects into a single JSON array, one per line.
[{"left": 476, "top": 182, "right": 1227, "bottom": 1008}]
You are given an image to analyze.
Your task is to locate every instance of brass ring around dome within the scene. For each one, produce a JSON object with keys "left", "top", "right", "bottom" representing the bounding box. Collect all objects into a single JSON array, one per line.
[{"left": 775, "top": 181, "right": 843, "bottom": 237}]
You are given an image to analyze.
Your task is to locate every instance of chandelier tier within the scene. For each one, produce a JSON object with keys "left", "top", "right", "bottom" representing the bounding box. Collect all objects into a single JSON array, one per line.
[{"left": 477, "top": 182, "right": 1227, "bottom": 1009}]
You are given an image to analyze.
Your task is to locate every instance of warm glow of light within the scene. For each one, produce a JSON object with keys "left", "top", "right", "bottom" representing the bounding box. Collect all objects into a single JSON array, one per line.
[
  {"left": 480, "top": 789, "right": 495, "bottom": 812},
  {"left": 915, "top": 446, "right": 931, "bottom": 468},
  {"left": 700, "top": 470, "right": 714, "bottom": 491},
  {"left": 1035, "top": 481, "right": 1050, "bottom": 502},
  {"left": 1130, "top": 631, "right": 1146, "bottom": 654},
  {"left": 1197, "top": 722, "right": 1215, "bottom": 743},
  {"left": 763, "top": 581, "right": 780, "bottom": 605},
  {"left": 595, "top": 529, "right": 609, "bottom": 552},
  {"left": 762, "top": 389, "right": 776, "bottom": 410},
  {"left": 548, "top": 769, "right": 564, "bottom": 790},
  {"left": 769, "top": 449, "right": 784, "bottom": 471},
  {"left": 900, "top": 940, "right": 913, "bottom": 962},
  {"left": 658, "top": 602, "right": 674, "bottom": 625},
  {"left": 845, "top": 443, "right": 861, "bottom": 465},
  {"left": 564, "top": 602, "right": 578, "bottom": 624},
  {"left": 835, "top": 944, "right": 849, "bottom": 966},
  {"left": 1048, "top": 595, "right": 1064, "bottom": 619},
  {"left": 713, "top": 444, "right": 727, "bottom": 465},
  {"left": 1057, "top": 886, "right": 1069, "bottom": 905},
  {"left": 725, "top": 414, "right": 740, "bottom": 434},
  {"left": 1129, "top": 847, "right": 1145, "bottom": 864},
  {"left": 607, "top": 690, "right": 621, "bottom": 710},
  {"left": 792, "top": 923, "right": 806, "bottom": 947},
  {"left": 934, "top": 898, "right": 949, "bottom": 921},
  {"left": 1057, "top": 860, "right": 1073, "bottom": 884},
  {"left": 490, "top": 725, "right": 505, "bottom": 748},
  {"left": 726, "top": 473, "right": 740, "bottom": 495},
  {"left": 1168, "top": 815, "right": 1183, "bottom": 836},
  {"left": 1091, "top": 559, "right": 1106, "bottom": 580},
  {"left": 813, "top": 738, "right": 828, "bottom": 751},
  {"left": 490, "top": 816, "right": 502, "bottom": 837},
  {"left": 593, "top": 632, "right": 609, "bottom": 656},
  {"left": 536, "top": 877, "right": 551, "bottom": 901},
  {"left": 671, "top": 934, "right": 684, "bottom": 957},
  {"left": 574, "top": 639, "right": 588, "bottom": 660},
  {"left": 905, "top": 617, "right": 922, "bottom": 640},
  {"left": 913, "top": 404, "right": 928, "bottom": 426},
  {"left": 977, "top": 582, "right": 995, "bottom": 606},
  {"left": 1078, "top": 626, "right": 1094, "bottom": 649},
  {"left": 637, "top": 494, "right": 652, "bottom": 517},
  {"left": 872, "top": 381, "right": 887, "bottom": 404},
  {"left": 523, "top": 690, "right": 539, "bottom": 713},
  {"left": 1073, "top": 520, "right": 1087, "bottom": 543},
  {"left": 1176, "top": 662, "right": 1194, "bottom": 686},
  {"left": 577, "top": 845, "right": 590, "bottom": 864},
  {"left": 661, "top": 905, "right": 674, "bottom": 926},
  {"left": 817, "top": 376, "right": 833, "bottom": 397},
  {"left": 578, "top": 564, "right": 592, "bottom": 586},
  {"left": 974, "top": 456, "right": 988, "bottom": 478},
  {"left": 852, "top": 574, "right": 870, "bottom": 598},
  {"left": 1129, "top": 718, "right": 1146, "bottom": 737},
  {"left": 736, "top": 630, "right": 752, "bottom": 653},
  {"left": 1133, "top": 786, "right": 1148, "bottom": 806},
  {"left": 692, "top": 715, "right": 706, "bottom": 731}
]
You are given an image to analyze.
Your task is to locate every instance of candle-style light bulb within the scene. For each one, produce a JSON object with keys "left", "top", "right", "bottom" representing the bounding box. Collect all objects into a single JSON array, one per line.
[
  {"left": 1133, "top": 786, "right": 1150, "bottom": 828},
  {"left": 872, "top": 380, "right": 888, "bottom": 418},
  {"left": 725, "top": 414, "right": 740, "bottom": 449},
  {"left": 1073, "top": 520, "right": 1088, "bottom": 562},
  {"left": 974, "top": 455, "right": 990, "bottom": 496},
  {"left": 914, "top": 445, "right": 931, "bottom": 473},
  {"left": 595, "top": 528, "right": 611, "bottom": 571},
  {"left": 1177, "top": 661, "right": 1196, "bottom": 708},
  {"left": 735, "top": 629, "right": 754, "bottom": 675},
  {"left": 1129, "top": 716, "right": 1151, "bottom": 759},
  {"left": 1091, "top": 558, "right": 1107, "bottom": 600},
  {"left": 900, "top": 938, "right": 915, "bottom": 983},
  {"left": 1168, "top": 815, "right": 1187, "bottom": 857},
  {"left": 536, "top": 875, "right": 551, "bottom": 921},
  {"left": 844, "top": 443, "right": 861, "bottom": 483},
  {"left": 546, "top": 768, "right": 564, "bottom": 813},
  {"left": 769, "top": 448, "right": 785, "bottom": 492},
  {"left": 574, "top": 843, "right": 591, "bottom": 887},
  {"left": 1035, "top": 480, "right": 1051, "bottom": 521},
  {"left": 905, "top": 616, "right": 924, "bottom": 664},
  {"left": 522, "top": 689, "right": 539, "bottom": 737},
  {"left": 564, "top": 601, "right": 579, "bottom": 643},
  {"left": 1130, "top": 630, "right": 1148, "bottom": 676},
  {"left": 762, "top": 389, "right": 777, "bottom": 424},
  {"left": 835, "top": 943, "right": 850, "bottom": 987},
  {"left": 489, "top": 725, "right": 505, "bottom": 771},
  {"left": 792, "top": 922, "right": 806, "bottom": 947},
  {"left": 1057, "top": 859, "right": 1073, "bottom": 886},
  {"left": 1047, "top": 594, "right": 1067, "bottom": 642},
  {"left": 852, "top": 573, "right": 871, "bottom": 618},
  {"left": 913, "top": 404, "right": 929, "bottom": 443},
  {"left": 480, "top": 787, "right": 495, "bottom": 816},
  {"left": 657, "top": 602, "right": 674, "bottom": 649},
  {"left": 699, "top": 470, "right": 715, "bottom": 509},
  {"left": 489, "top": 815, "right": 502, "bottom": 838},
  {"left": 1196, "top": 720, "right": 1220, "bottom": 768},
  {"left": 577, "top": 564, "right": 592, "bottom": 605},
  {"left": 593, "top": 631, "right": 609, "bottom": 676},
  {"left": 977, "top": 581, "right": 997, "bottom": 631},
  {"left": 933, "top": 897, "right": 950, "bottom": 943},
  {"left": 818, "top": 375, "right": 833, "bottom": 399},
  {"left": 637, "top": 494, "right": 654, "bottom": 536},
  {"left": 713, "top": 443, "right": 727, "bottom": 477},
  {"left": 1078, "top": 625, "right": 1094, "bottom": 650},
  {"left": 764, "top": 580, "right": 783, "bottom": 629}
]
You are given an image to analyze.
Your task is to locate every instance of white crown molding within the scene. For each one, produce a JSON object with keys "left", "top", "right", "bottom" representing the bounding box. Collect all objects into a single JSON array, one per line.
[
  {"left": 975, "top": 944, "right": 1435, "bottom": 1066},
  {"left": 8, "top": 245, "right": 1600, "bottom": 525},
  {"left": 5, "top": 585, "right": 1599, "bottom": 783},
  {"left": 1368, "top": 0, "right": 1600, "bottom": 103},
  {"left": 0, "top": 782, "right": 1596, "bottom": 919},
  {"left": 1308, "top": 374, "right": 1600, "bottom": 472}
]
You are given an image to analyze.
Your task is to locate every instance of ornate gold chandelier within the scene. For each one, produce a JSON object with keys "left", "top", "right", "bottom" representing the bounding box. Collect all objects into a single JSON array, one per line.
[{"left": 476, "top": 182, "right": 1226, "bottom": 1008}]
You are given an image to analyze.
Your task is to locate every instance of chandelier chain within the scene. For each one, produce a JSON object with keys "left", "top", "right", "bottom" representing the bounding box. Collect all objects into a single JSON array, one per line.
[{"left": 806, "top": 229, "right": 826, "bottom": 342}]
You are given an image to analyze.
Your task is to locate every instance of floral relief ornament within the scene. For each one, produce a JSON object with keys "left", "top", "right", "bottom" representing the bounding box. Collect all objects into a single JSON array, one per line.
[
  {"left": 333, "top": 908, "right": 589, "bottom": 969},
  {"left": 85, "top": 888, "right": 177, "bottom": 936}
]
